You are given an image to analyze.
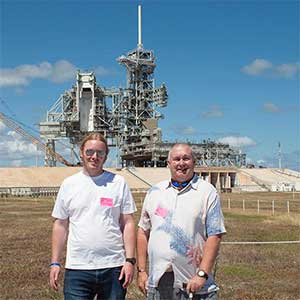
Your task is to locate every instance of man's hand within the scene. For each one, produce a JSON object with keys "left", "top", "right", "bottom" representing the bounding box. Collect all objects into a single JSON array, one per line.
[
  {"left": 49, "top": 265, "right": 60, "bottom": 291},
  {"left": 186, "top": 275, "right": 206, "bottom": 294},
  {"left": 119, "top": 262, "right": 134, "bottom": 288},
  {"left": 50, "top": 218, "right": 68, "bottom": 291},
  {"left": 137, "top": 271, "right": 148, "bottom": 295}
]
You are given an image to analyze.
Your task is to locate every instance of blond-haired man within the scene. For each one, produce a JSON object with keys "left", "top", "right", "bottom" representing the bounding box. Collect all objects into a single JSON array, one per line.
[{"left": 49, "top": 132, "right": 136, "bottom": 300}]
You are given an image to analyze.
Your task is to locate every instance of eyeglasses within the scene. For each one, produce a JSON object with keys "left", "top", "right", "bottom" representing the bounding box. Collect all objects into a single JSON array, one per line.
[{"left": 85, "top": 149, "right": 106, "bottom": 157}]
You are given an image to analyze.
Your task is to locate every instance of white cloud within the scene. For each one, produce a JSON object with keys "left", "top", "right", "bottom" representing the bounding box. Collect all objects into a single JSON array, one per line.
[
  {"left": 171, "top": 125, "right": 198, "bottom": 136},
  {"left": 0, "top": 62, "right": 52, "bottom": 86},
  {"left": 257, "top": 159, "right": 266, "bottom": 165},
  {"left": 242, "top": 59, "right": 272, "bottom": 75},
  {"left": 0, "top": 126, "right": 43, "bottom": 166},
  {"left": 201, "top": 105, "right": 224, "bottom": 118},
  {"left": 0, "top": 121, "right": 81, "bottom": 166},
  {"left": 263, "top": 102, "right": 280, "bottom": 113},
  {"left": 275, "top": 63, "right": 300, "bottom": 78},
  {"left": 7, "top": 130, "right": 23, "bottom": 140},
  {"left": 218, "top": 136, "right": 256, "bottom": 148},
  {"left": 0, "top": 121, "right": 6, "bottom": 134},
  {"left": 182, "top": 126, "right": 197, "bottom": 135},
  {"left": 0, "top": 61, "right": 114, "bottom": 87},
  {"left": 50, "top": 60, "right": 77, "bottom": 83},
  {"left": 242, "top": 59, "right": 300, "bottom": 79},
  {"left": 4, "top": 140, "right": 38, "bottom": 155}
]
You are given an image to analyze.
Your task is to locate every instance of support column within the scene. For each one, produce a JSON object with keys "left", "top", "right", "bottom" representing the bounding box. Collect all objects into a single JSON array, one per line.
[
  {"left": 45, "top": 139, "right": 56, "bottom": 167},
  {"left": 217, "top": 172, "right": 221, "bottom": 190},
  {"left": 226, "top": 173, "right": 231, "bottom": 188}
]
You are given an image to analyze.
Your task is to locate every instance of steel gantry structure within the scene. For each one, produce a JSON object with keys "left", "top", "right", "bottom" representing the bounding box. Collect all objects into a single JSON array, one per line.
[
  {"left": 39, "top": 5, "right": 246, "bottom": 168},
  {"left": 39, "top": 5, "right": 167, "bottom": 166}
]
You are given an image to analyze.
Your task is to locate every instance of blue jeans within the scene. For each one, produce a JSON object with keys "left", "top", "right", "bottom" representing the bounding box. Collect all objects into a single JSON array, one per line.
[
  {"left": 147, "top": 272, "right": 218, "bottom": 300},
  {"left": 64, "top": 267, "right": 126, "bottom": 300}
]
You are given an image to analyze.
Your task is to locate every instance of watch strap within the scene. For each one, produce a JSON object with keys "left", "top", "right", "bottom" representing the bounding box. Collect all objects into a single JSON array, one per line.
[{"left": 125, "top": 257, "right": 136, "bottom": 265}]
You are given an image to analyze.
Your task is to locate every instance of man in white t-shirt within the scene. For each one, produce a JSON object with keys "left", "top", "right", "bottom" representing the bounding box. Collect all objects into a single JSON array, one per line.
[
  {"left": 137, "top": 144, "right": 226, "bottom": 300},
  {"left": 49, "top": 132, "right": 137, "bottom": 300}
]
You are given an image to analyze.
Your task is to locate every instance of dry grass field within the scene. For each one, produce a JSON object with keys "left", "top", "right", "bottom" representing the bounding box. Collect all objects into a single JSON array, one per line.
[{"left": 1, "top": 192, "right": 299, "bottom": 300}]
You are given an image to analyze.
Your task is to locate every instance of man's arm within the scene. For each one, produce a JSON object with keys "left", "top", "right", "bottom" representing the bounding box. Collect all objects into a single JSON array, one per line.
[
  {"left": 49, "top": 218, "right": 68, "bottom": 291},
  {"left": 136, "top": 227, "right": 150, "bottom": 295},
  {"left": 119, "top": 213, "right": 136, "bottom": 288},
  {"left": 186, "top": 234, "right": 223, "bottom": 294}
]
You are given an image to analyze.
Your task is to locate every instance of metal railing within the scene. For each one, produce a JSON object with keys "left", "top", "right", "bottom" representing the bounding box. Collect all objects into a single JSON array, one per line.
[{"left": 0, "top": 187, "right": 59, "bottom": 198}]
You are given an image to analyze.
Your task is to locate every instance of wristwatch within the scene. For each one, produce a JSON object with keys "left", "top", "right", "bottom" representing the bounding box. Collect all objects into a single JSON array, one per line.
[
  {"left": 125, "top": 257, "right": 136, "bottom": 265},
  {"left": 137, "top": 267, "right": 146, "bottom": 273},
  {"left": 197, "top": 270, "right": 209, "bottom": 280}
]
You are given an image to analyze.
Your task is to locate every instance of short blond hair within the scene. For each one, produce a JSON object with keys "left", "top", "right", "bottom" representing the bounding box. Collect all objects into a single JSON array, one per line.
[{"left": 80, "top": 132, "right": 109, "bottom": 154}]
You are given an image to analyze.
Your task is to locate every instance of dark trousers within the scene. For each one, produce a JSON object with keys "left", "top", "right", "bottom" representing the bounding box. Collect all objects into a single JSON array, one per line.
[
  {"left": 147, "top": 272, "right": 217, "bottom": 300},
  {"left": 64, "top": 267, "right": 126, "bottom": 300}
]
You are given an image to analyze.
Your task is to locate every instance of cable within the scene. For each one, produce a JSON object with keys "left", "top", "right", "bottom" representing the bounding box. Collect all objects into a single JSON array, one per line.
[{"left": 222, "top": 240, "right": 300, "bottom": 245}]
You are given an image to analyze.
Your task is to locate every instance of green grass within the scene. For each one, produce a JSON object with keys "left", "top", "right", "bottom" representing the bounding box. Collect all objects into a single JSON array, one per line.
[
  {"left": 1, "top": 194, "right": 300, "bottom": 300},
  {"left": 224, "top": 211, "right": 267, "bottom": 222},
  {"left": 222, "top": 264, "right": 258, "bottom": 278}
]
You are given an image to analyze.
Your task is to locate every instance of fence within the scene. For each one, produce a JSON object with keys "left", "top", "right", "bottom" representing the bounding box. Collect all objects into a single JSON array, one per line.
[
  {"left": 222, "top": 198, "right": 300, "bottom": 215},
  {"left": 0, "top": 187, "right": 59, "bottom": 198},
  {"left": 1, "top": 188, "right": 300, "bottom": 215},
  {"left": 0, "top": 187, "right": 148, "bottom": 198}
]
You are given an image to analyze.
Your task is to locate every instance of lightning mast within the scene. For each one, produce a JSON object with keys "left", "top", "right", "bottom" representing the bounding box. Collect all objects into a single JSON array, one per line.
[
  {"left": 138, "top": 5, "right": 143, "bottom": 49},
  {"left": 117, "top": 5, "right": 168, "bottom": 166},
  {"left": 278, "top": 142, "right": 282, "bottom": 169}
]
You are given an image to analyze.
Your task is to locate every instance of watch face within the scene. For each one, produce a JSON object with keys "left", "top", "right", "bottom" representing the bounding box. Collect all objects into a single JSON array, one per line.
[{"left": 197, "top": 270, "right": 208, "bottom": 279}]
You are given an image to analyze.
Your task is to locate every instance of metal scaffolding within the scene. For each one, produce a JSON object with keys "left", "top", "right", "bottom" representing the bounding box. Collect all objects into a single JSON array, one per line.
[
  {"left": 39, "top": 5, "right": 167, "bottom": 166},
  {"left": 39, "top": 5, "right": 246, "bottom": 168}
]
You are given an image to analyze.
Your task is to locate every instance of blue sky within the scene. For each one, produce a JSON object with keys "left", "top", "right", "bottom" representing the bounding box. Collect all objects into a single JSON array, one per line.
[{"left": 0, "top": 0, "right": 299, "bottom": 170}]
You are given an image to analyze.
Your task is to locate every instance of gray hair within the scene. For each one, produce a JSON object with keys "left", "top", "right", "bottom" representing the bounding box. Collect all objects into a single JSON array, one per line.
[{"left": 167, "top": 143, "right": 196, "bottom": 162}]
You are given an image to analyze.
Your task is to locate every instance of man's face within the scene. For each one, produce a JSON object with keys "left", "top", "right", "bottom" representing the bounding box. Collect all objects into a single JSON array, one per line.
[
  {"left": 80, "top": 140, "right": 107, "bottom": 177},
  {"left": 168, "top": 145, "right": 195, "bottom": 183}
]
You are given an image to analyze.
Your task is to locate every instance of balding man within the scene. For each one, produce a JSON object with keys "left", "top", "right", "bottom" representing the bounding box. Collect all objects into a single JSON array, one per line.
[{"left": 137, "top": 144, "right": 226, "bottom": 300}]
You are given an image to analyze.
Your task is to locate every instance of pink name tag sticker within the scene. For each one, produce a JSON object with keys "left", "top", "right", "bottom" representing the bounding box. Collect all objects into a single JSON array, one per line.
[
  {"left": 100, "top": 197, "right": 113, "bottom": 207},
  {"left": 154, "top": 205, "right": 168, "bottom": 218}
]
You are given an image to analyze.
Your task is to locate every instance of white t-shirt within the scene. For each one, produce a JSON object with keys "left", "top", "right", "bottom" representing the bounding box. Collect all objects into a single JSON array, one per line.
[
  {"left": 138, "top": 174, "right": 226, "bottom": 294},
  {"left": 52, "top": 170, "right": 136, "bottom": 270}
]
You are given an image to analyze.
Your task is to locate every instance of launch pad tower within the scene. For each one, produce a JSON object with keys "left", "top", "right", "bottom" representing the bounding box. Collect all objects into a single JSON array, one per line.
[
  {"left": 39, "top": 5, "right": 245, "bottom": 168},
  {"left": 39, "top": 5, "right": 167, "bottom": 167}
]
